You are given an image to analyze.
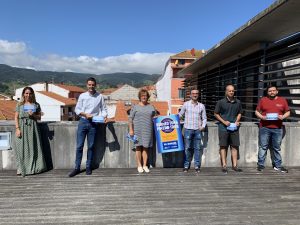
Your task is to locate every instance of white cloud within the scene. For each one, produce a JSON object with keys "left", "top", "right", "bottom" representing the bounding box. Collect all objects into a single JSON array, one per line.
[
  {"left": 0, "top": 40, "right": 26, "bottom": 54},
  {"left": 0, "top": 39, "right": 173, "bottom": 74},
  {"left": 24, "top": 66, "right": 37, "bottom": 70}
]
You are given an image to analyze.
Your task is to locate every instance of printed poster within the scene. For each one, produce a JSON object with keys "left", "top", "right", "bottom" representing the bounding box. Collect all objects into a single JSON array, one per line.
[{"left": 153, "top": 114, "right": 184, "bottom": 153}]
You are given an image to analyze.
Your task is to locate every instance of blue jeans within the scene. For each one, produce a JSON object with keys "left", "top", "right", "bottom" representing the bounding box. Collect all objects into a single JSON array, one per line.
[
  {"left": 184, "top": 129, "right": 203, "bottom": 168},
  {"left": 258, "top": 127, "right": 283, "bottom": 168},
  {"left": 75, "top": 118, "right": 97, "bottom": 170}
]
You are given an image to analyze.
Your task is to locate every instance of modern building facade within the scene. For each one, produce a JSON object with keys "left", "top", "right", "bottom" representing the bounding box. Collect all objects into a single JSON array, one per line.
[{"left": 179, "top": 0, "right": 300, "bottom": 122}]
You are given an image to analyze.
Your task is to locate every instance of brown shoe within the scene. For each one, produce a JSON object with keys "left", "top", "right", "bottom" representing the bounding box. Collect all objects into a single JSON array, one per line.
[
  {"left": 232, "top": 166, "right": 242, "bottom": 172},
  {"left": 222, "top": 167, "right": 228, "bottom": 174}
]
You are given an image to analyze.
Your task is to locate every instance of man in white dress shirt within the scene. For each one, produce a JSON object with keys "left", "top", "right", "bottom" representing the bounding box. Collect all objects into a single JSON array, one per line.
[{"left": 69, "top": 77, "right": 107, "bottom": 177}]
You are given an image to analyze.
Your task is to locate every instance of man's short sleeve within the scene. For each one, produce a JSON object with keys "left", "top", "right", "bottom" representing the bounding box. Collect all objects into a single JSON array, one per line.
[
  {"left": 283, "top": 98, "right": 290, "bottom": 112},
  {"left": 256, "top": 99, "right": 262, "bottom": 112},
  {"left": 238, "top": 101, "right": 243, "bottom": 114},
  {"left": 214, "top": 100, "right": 221, "bottom": 114}
]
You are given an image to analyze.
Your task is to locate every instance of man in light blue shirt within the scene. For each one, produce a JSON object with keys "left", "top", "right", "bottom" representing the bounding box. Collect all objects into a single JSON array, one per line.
[{"left": 69, "top": 77, "right": 107, "bottom": 177}]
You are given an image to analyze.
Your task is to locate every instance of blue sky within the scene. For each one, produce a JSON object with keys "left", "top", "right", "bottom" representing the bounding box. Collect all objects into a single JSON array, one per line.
[{"left": 0, "top": 0, "right": 275, "bottom": 74}]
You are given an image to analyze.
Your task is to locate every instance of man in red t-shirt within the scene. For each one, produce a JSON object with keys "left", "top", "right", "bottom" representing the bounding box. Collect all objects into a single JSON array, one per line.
[{"left": 255, "top": 85, "right": 290, "bottom": 173}]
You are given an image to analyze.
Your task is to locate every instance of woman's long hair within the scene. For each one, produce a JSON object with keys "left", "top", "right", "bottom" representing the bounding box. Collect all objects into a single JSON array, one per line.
[
  {"left": 20, "top": 87, "right": 37, "bottom": 105},
  {"left": 138, "top": 89, "right": 150, "bottom": 101}
]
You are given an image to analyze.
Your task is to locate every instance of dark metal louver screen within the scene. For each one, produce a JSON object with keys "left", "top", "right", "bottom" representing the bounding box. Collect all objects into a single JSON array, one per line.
[{"left": 184, "top": 33, "right": 300, "bottom": 122}]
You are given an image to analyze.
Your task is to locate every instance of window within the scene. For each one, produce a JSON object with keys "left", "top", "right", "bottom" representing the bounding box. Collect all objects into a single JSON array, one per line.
[
  {"left": 178, "top": 89, "right": 185, "bottom": 99},
  {"left": 178, "top": 59, "right": 185, "bottom": 65}
]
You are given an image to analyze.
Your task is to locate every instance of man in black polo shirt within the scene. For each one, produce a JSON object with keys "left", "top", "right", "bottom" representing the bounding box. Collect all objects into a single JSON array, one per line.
[{"left": 214, "top": 84, "right": 243, "bottom": 174}]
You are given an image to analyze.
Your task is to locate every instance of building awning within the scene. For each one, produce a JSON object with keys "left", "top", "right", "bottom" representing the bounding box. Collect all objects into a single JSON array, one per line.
[{"left": 178, "top": 0, "right": 300, "bottom": 76}]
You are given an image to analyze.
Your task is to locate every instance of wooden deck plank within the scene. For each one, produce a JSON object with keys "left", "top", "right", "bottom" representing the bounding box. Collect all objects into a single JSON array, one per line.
[{"left": 0, "top": 168, "right": 299, "bottom": 225}]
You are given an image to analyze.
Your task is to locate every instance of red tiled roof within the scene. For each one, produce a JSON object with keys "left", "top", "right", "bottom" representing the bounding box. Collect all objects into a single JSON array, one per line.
[
  {"left": 114, "top": 101, "right": 132, "bottom": 122},
  {"left": 0, "top": 100, "right": 17, "bottom": 120},
  {"left": 170, "top": 49, "right": 205, "bottom": 59},
  {"left": 114, "top": 100, "right": 169, "bottom": 122},
  {"left": 38, "top": 91, "right": 77, "bottom": 106},
  {"left": 55, "top": 84, "right": 85, "bottom": 93}
]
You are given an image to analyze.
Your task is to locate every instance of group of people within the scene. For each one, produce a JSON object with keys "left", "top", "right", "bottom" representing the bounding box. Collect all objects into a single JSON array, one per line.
[
  {"left": 178, "top": 84, "right": 289, "bottom": 174},
  {"left": 177, "top": 85, "right": 243, "bottom": 174},
  {"left": 126, "top": 83, "right": 290, "bottom": 174},
  {"left": 14, "top": 77, "right": 108, "bottom": 177},
  {"left": 14, "top": 77, "right": 290, "bottom": 177}
]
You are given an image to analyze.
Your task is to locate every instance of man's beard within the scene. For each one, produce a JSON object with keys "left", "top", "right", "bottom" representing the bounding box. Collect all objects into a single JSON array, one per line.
[{"left": 269, "top": 95, "right": 276, "bottom": 99}]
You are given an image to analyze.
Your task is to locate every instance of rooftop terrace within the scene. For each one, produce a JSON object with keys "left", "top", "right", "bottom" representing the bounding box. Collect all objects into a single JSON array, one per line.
[{"left": 0, "top": 168, "right": 300, "bottom": 224}]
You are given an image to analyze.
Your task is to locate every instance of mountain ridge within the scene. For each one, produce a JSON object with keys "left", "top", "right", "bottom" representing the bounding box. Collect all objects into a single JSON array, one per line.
[{"left": 0, "top": 64, "right": 161, "bottom": 95}]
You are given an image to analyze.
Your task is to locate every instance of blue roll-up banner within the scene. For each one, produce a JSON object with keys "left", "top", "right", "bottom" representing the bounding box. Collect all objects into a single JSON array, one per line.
[{"left": 153, "top": 114, "right": 184, "bottom": 153}]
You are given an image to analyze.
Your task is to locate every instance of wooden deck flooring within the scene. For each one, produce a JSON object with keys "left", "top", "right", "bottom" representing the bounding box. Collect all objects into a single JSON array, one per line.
[{"left": 0, "top": 168, "right": 300, "bottom": 225}]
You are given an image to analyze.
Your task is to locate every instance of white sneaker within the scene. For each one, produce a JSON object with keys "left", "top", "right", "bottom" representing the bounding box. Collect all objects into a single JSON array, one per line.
[
  {"left": 137, "top": 167, "right": 144, "bottom": 173},
  {"left": 274, "top": 166, "right": 288, "bottom": 173},
  {"left": 143, "top": 166, "right": 150, "bottom": 173}
]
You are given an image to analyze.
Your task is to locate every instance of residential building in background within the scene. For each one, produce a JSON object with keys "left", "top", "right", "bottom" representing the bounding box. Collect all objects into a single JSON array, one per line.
[
  {"left": 113, "top": 100, "right": 168, "bottom": 122},
  {"left": 102, "top": 84, "right": 139, "bottom": 101},
  {"left": 156, "top": 49, "right": 205, "bottom": 114},
  {"left": 101, "top": 84, "right": 139, "bottom": 119},
  {"left": 101, "top": 84, "right": 158, "bottom": 120},
  {"left": 14, "top": 82, "right": 85, "bottom": 121}
]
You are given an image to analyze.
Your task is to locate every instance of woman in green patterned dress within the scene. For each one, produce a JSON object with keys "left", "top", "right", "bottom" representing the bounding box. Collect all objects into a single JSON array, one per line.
[{"left": 14, "top": 87, "right": 47, "bottom": 176}]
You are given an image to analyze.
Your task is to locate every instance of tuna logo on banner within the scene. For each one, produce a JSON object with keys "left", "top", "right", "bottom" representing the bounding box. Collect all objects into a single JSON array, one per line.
[{"left": 153, "top": 114, "right": 184, "bottom": 153}]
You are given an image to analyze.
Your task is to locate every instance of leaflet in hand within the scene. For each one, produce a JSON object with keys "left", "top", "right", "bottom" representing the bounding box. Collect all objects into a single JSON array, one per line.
[
  {"left": 227, "top": 123, "right": 237, "bottom": 131},
  {"left": 266, "top": 113, "right": 278, "bottom": 120},
  {"left": 92, "top": 116, "right": 105, "bottom": 123},
  {"left": 126, "top": 134, "right": 138, "bottom": 143},
  {"left": 23, "top": 104, "right": 36, "bottom": 112}
]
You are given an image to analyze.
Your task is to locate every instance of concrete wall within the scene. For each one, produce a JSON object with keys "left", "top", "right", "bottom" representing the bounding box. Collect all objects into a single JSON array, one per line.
[{"left": 0, "top": 121, "right": 300, "bottom": 170}]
